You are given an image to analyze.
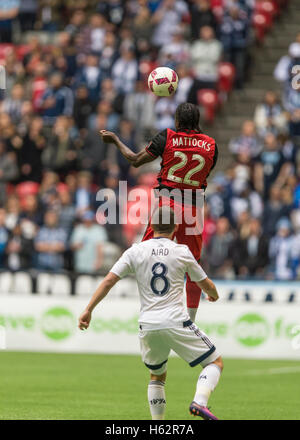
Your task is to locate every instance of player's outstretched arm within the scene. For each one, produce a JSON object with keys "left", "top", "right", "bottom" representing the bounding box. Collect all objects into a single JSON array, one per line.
[
  {"left": 197, "top": 278, "right": 219, "bottom": 302},
  {"left": 99, "top": 130, "right": 155, "bottom": 168},
  {"left": 78, "top": 272, "right": 119, "bottom": 330}
]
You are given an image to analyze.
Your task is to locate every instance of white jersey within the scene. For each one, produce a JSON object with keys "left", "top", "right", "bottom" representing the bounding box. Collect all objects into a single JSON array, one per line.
[{"left": 110, "top": 237, "right": 207, "bottom": 330}]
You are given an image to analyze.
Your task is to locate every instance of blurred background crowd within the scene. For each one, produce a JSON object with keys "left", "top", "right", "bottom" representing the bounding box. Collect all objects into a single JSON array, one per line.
[{"left": 0, "top": 0, "right": 299, "bottom": 281}]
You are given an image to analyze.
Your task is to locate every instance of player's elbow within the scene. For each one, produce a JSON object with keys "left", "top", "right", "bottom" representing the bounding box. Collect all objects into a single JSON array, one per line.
[{"left": 131, "top": 157, "right": 142, "bottom": 168}]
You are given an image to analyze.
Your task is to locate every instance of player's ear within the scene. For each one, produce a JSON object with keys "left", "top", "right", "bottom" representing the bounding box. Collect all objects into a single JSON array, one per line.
[{"left": 174, "top": 224, "right": 179, "bottom": 234}]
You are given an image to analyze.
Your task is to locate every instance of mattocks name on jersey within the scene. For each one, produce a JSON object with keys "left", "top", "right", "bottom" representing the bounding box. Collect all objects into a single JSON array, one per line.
[{"left": 172, "top": 137, "right": 211, "bottom": 151}]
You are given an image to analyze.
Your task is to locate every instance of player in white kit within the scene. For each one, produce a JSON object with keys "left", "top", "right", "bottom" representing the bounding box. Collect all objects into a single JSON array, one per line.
[{"left": 79, "top": 207, "right": 223, "bottom": 420}]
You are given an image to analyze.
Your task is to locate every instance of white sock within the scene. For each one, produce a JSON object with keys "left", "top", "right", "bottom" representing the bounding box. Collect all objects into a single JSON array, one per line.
[
  {"left": 193, "top": 363, "right": 221, "bottom": 407},
  {"left": 148, "top": 380, "right": 166, "bottom": 420},
  {"left": 188, "top": 307, "right": 197, "bottom": 322}
]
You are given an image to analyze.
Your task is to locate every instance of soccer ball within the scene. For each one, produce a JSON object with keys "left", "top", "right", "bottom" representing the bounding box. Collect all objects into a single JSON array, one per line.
[{"left": 148, "top": 67, "right": 178, "bottom": 97}]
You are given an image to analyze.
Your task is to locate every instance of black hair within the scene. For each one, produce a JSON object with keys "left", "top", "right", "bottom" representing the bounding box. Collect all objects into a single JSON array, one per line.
[{"left": 175, "top": 102, "right": 202, "bottom": 133}]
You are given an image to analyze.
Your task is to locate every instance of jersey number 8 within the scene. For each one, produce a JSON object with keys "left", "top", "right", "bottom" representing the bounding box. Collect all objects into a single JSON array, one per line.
[{"left": 150, "top": 262, "right": 170, "bottom": 296}]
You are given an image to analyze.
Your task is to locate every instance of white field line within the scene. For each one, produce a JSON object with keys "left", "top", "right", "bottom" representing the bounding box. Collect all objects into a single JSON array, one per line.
[{"left": 226, "top": 366, "right": 300, "bottom": 377}]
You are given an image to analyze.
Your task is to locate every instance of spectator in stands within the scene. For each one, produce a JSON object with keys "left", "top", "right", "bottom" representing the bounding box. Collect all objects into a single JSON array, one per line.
[
  {"left": 18, "top": 116, "right": 46, "bottom": 182},
  {"left": 97, "top": 0, "right": 125, "bottom": 28},
  {"left": 58, "top": 188, "right": 76, "bottom": 236},
  {"left": 5, "top": 220, "right": 33, "bottom": 270},
  {"left": 78, "top": 13, "right": 107, "bottom": 55},
  {"left": 64, "top": 9, "right": 86, "bottom": 37},
  {"left": 254, "top": 91, "right": 288, "bottom": 137},
  {"left": 0, "top": 0, "right": 20, "bottom": 43},
  {"left": 115, "top": 119, "right": 137, "bottom": 183},
  {"left": 99, "top": 31, "right": 119, "bottom": 78},
  {"left": 73, "top": 85, "right": 94, "bottom": 131},
  {"left": 0, "top": 139, "right": 18, "bottom": 204},
  {"left": 189, "top": 0, "right": 218, "bottom": 41},
  {"left": 263, "top": 184, "right": 293, "bottom": 237},
  {"left": 5, "top": 194, "right": 20, "bottom": 231},
  {"left": 231, "top": 217, "right": 269, "bottom": 278},
  {"left": 206, "top": 173, "right": 231, "bottom": 220},
  {"left": 132, "top": 4, "right": 153, "bottom": 42},
  {"left": 56, "top": 32, "right": 78, "bottom": 81},
  {"left": 188, "top": 26, "right": 222, "bottom": 103},
  {"left": 34, "top": 210, "right": 67, "bottom": 272},
  {"left": 40, "top": 72, "right": 74, "bottom": 126},
  {"left": 174, "top": 64, "right": 193, "bottom": 104},
  {"left": 20, "top": 194, "right": 43, "bottom": 226},
  {"left": 269, "top": 217, "right": 294, "bottom": 280},
  {"left": 100, "top": 78, "right": 124, "bottom": 115},
  {"left": 112, "top": 47, "right": 138, "bottom": 94},
  {"left": 0, "top": 83, "right": 25, "bottom": 124},
  {"left": 274, "top": 41, "right": 300, "bottom": 84},
  {"left": 42, "top": 116, "right": 78, "bottom": 175},
  {"left": 74, "top": 53, "right": 102, "bottom": 105},
  {"left": 151, "top": 0, "right": 189, "bottom": 47},
  {"left": 204, "top": 216, "right": 234, "bottom": 278},
  {"left": 154, "top": 96, "right": 177, "bottom": 131},
  {"left": 71, "top": 210, "right": 108, "bottom": 274},
  {"left": 159, "top": 27, "right": 190, "bottom": 67},
  {"left": 220, "top": 5, "right": 250, "bottom": 89},
  {"left": 123, "top": 80, "right": 156, "bottom": 138},
  {"left": 229, "top": 182, "right": 263, "bottom": 225},
  {"left": 89, "top": 100, "right": 120, "bottom": 132},
  {"left": 18, "top": 0, "right": 37, "bottom": 33},
  {"left": 74, "top": 171, "right": 95, "bottom": 217},
  {"left": 0, "top": 208, "right": 9, "bottom": 268},
  {"left": 80, "top": 113, "right": 108, "bottom": 178},
  {"left": 229, "top": 120, "right": 262, "bottom": 158},
  {"left": 254, "top": 133, "right": 288, "bottom": 199}
]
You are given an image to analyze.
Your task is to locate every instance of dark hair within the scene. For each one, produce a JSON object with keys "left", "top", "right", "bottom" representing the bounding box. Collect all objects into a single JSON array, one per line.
[
  {"left": 175, "top": 102, "right": 201, "bottom": 132},
  {"left": 151, "top": 206, "right": 176, "bottom": 234}
]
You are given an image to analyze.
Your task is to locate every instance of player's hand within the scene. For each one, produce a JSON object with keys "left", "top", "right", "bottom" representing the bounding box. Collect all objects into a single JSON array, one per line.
[
  {"left": 78, "top": 310, "right": 92, "bottom": 330},
  {"left": 206, "top": 294, "right": 218, "bottom": 302},
  {"left": 99, "top": 130, "right": 118, "bottom": 144}
]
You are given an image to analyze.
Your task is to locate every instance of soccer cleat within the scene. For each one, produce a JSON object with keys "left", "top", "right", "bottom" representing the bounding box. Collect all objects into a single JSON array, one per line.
[{"left": 189, "top": 401, "right": 218, "bottom": 420}]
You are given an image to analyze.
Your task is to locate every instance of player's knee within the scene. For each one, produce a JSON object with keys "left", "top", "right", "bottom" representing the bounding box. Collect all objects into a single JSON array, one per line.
[
  {"left": 212, "top": 356, "right": 224, "bottom": 372},
  {"left": 151, "top": 371, "right": 167, "bottom": 383}
]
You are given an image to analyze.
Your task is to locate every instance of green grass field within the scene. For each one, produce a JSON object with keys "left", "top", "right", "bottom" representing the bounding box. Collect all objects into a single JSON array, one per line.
[{"left": 1, "top": 351, "right": 299, "bottom": 420}]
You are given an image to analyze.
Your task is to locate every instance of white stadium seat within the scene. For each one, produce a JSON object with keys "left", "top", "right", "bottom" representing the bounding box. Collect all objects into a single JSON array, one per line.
[
  {"left": 36, "top": 273, "right": 71, "bottom": 296},
  {"left": 0, "top": 272, "right": 13, "bottom": 293},
  {"left": 75, "top": 275, "right": 101, "bottom": 297},
  {"left": 13, "top": 272, "right": 32, "bottom": 294}
]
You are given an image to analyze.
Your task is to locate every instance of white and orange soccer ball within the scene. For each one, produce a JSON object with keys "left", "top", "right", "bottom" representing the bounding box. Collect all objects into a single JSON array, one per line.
[{"left": 148, "top": 67, "right": 178, "bottom": 97}]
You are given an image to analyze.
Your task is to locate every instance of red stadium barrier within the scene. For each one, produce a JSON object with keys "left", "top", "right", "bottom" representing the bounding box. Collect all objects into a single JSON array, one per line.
[
  {"left": 197, "top": 89, "right": 219, "bottom": 124},
  {"left": 218, "top": 62, "right": 236, "bottom": 94}
]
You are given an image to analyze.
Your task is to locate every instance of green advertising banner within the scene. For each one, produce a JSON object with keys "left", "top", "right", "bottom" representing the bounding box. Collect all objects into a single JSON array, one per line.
[{"left": 0, "top": 294, "right": 300, "bottom": 359}]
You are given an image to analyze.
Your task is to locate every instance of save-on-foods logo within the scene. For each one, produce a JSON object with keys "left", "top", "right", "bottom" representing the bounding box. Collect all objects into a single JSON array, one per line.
[
  {"left": 234, "top": 313, "right": 269, "bottom": 347},
  {"left": 41, "top": 307, "right": 75, "bottom": 341}
]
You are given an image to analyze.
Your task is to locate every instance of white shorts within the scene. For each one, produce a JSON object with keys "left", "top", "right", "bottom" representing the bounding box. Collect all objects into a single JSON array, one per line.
[{"left": 139, "top": 320, "right": 219, "bottom": 375}]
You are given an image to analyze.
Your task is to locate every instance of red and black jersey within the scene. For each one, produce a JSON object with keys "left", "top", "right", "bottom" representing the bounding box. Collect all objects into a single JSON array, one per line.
[{"left": 145, "top": 128, "right": 218, "bottom": 196}]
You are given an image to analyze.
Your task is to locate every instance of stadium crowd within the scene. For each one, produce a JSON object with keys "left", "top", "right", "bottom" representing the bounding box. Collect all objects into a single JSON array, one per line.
[{"left": 0, "top": 0, "right": 299, "bottom": 281}]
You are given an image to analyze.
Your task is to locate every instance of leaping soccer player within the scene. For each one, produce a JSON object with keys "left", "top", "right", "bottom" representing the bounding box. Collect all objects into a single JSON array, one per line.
[
  {"left": 79, "top": 207, "right": 223, "bottom": 420},
  {"left": 100, "top": 102, "right": 218, "bottom": 322}
]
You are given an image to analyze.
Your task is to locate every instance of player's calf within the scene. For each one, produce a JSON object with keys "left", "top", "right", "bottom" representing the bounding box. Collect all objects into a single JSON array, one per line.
[
  {"left": 148, "top": 372, "right": 167, "bottom": 420},
  {"left": 190, "top": 356, "right": 223, "bottom": 420}
]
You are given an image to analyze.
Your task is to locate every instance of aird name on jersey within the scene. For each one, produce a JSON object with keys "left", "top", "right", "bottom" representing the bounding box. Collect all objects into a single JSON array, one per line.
[
  {"left": 151, "top": 248, "right": 169, "bottom": 256},
  {"left": 172, "top": 137, "right": 211, "bottom": 151}
]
